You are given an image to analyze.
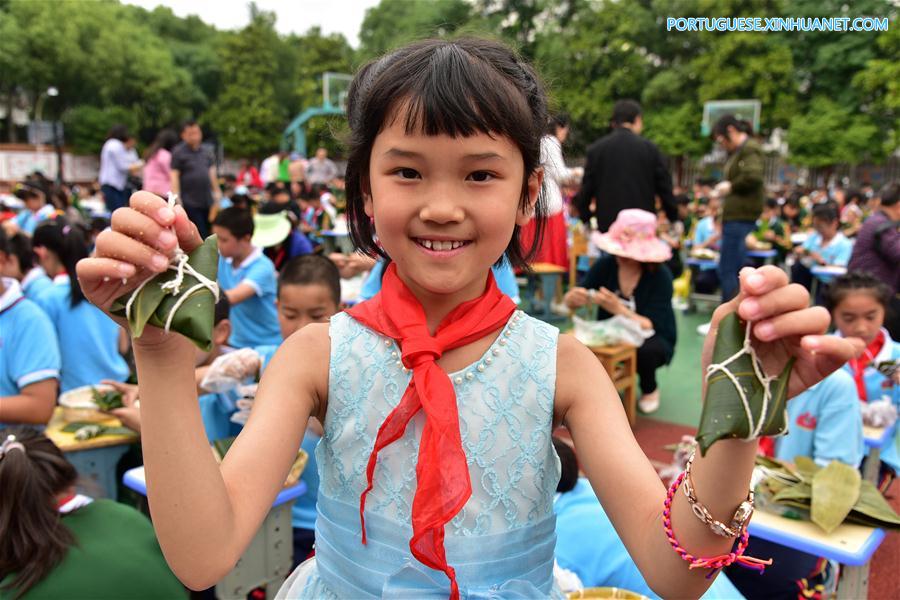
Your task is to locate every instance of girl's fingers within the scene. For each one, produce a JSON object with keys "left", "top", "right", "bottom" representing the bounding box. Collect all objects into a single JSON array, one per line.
[
  {"left": 172, "top": 205, "right": 204, "bottom": 252},
  {"left": 752, "top": 306, "right": 830, "bottom": 342},
  {"left": 801, "top": 334, "right": 865, "bottom": 362},
  {"left": 76, "top": 256, "right": 138, "bottom": 283},
  {"left": 111, "top": 208, "right": 178, "bottom": 254},
  {"left": 95, "top": 229, "right": 170, "bottom": 273},
  {"left": 739, "top": 265, "right": 789, "bottom": 297},
  {"left": 129, "top": 191, "right": 175, "bottom": 227},
  {"left": 738, "top": 283, "right": 809, "bottom": 322}
]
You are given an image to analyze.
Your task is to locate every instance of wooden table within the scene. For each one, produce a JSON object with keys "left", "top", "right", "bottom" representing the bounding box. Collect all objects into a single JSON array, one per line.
[
  {"left": 45, "top": 407, "right": 139, "bottom": 500},
  {"left": 124, "top": 466, "right": 307, "bottom": 599},
  {"left": 749, "top": 509, "right": 886, "bottom": 599},
  {"left": 586, "top": 344, "right": 637, "bottom": 425}
]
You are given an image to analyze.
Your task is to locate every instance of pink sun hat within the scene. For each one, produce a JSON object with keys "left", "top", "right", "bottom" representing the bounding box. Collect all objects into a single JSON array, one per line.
[{"left": 590, "top": 209, "right": 672, "bottom": 263}]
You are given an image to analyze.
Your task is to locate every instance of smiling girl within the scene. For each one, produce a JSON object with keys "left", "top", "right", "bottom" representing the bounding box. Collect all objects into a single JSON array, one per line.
[{"left": 76, "top": 38, "right": 859, "bottom": 599}]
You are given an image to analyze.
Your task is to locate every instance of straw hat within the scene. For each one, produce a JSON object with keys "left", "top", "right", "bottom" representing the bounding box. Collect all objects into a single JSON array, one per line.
[
  {"left": 590, "top": 209, "right": 672, "bottom": 263},
  {"left": 252, "top": 211, "right": 292, "bottom": 248}
]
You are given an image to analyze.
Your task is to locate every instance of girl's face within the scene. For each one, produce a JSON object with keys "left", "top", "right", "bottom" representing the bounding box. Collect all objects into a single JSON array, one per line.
[
  {"left": 366, "top": 117, "right": 540, "bottom": 306},
  {"left": 833, "top": 291, "right": 885, "bottom": 345}
]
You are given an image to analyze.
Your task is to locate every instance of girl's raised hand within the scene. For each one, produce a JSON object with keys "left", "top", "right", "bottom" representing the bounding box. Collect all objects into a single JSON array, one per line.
[
  {"left": 75, "top": 191, "right": 203, "bottom": 345},
  {"left": 701, "top": 266, "right": 863, "bottom": 399}
]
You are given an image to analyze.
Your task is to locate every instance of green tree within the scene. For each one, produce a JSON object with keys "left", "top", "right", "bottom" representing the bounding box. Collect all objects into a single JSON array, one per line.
[
  {"left": 787, "top": 96, "right": 879, "bottom": 168},
  {"left": 205, "top": 6, "right": 284, "bottom": 159},
  {"left": 853, "top": 24, "right": 900, "bottom": 156},
  {"left": 357, "top": 0, "right": 473, "bottom": 60}
]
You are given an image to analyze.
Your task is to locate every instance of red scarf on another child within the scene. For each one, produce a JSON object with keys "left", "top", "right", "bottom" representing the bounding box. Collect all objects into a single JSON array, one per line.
[
  {"left": 848, "top": 330, "right": 886, "bottom": 402},
  {"left": 347, "top": 262, "right": 516, "bottom": 600}
]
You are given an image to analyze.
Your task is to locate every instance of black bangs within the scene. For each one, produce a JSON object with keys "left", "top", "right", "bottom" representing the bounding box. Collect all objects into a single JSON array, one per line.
[
  {"left": 344, "top": 37, "right": 549, "bottom": 272},
  {"left": 390, "top": 44, "right": 534, "bottom": 142}
]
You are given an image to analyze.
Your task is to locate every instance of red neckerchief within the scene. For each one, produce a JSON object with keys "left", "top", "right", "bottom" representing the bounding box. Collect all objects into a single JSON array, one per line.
[
  {"left": 346, "top": 262, "right": 516, "bottom": 600},
  {"left": 56, "top": 492, "right": 77, "bottom": 509},
  {"left": 849, "top": 330, "right": 886, "bottom": 402}
]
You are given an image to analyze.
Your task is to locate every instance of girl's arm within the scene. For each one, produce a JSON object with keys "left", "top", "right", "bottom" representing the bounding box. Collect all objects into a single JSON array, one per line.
[
  {"left": 555, "top": 266, "right": 860, "bottom": 598},
  {"left": 76, "top": 191, "right": 328, "bottom": 589},
  {"left": 134, "top": 325, "right": 327, "bottom": 589}
]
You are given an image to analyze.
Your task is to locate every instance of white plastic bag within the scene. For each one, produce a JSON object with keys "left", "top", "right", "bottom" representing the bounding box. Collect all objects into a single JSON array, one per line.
[
  {"left": 200, "top": 348, "right": 262, "bottom": 393},
  {"left": 572, "top": 314, "right": 654, "bottom": 347}
]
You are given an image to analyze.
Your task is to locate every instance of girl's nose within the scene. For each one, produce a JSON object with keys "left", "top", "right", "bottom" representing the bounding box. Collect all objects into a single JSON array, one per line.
[{"left": 419, "top": 192, "right": 464, "bottom": 224}]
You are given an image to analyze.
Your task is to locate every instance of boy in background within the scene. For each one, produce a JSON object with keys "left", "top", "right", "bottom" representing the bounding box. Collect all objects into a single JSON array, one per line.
[{"left": 212, "top": 207, "right": 281, "bottom": 348}]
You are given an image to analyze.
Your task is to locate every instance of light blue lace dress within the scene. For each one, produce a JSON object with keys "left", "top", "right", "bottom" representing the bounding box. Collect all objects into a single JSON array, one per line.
[{"left": 277, "top": 309, "right": 564, "bottom": 599}]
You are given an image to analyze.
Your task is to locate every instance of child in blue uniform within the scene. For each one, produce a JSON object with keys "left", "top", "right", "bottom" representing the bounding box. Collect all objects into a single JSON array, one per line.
[
  {"left": 726, "top": 368, "right": 864, "bottom": 599},
  {"left": 827, "top": 272, "right": 900, "bottom": 490},
  {"left": 0, "top": 229, "right": 60, "bottom": 426},
  {"left": 0, "top": 233, "right": 53, "bottom": 299},
  {"left": 12, "top": 184, "right": 56, "bottom": 235},
  {"left": 32, "top": 221, "right": 128, "bottom": 393},
  {"left": 80, "top": 37, "right": 860, "bottom": 600},
  {"left": 791, "top": 202, "right": 853, "bottom": 302},
  {"left": 258, "top": 255, "right": 341, "bottom": 566},
  {"left": 212, "top": 208, "right": 281, "bottom": 348}
]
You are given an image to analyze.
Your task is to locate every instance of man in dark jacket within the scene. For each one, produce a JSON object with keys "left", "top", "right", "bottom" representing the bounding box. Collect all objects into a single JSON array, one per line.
[
  {"left": 574, "top": 100, "right": 677, "bottom": 232},
  {"left": 848, "top": 182, "right": 900, "bottom": 338},
  {"left": 712, "top": 114, "right": 765, "bottom": 301}
]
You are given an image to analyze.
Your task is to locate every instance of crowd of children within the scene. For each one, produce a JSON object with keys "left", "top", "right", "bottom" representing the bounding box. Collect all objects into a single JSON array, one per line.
[{"left": 0, "top": 33, "right": 897, "bottom": 600}]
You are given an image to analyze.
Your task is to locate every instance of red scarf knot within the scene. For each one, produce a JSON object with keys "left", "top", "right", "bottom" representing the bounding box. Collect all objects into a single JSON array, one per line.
[{"left": 346, "top": 262, "right": 516, "bottom": 600}]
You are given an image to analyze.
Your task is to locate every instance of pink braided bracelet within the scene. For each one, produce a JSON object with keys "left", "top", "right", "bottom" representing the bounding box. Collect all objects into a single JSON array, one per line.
[{"left": 663, "top": 471, "right": 772, "bottom": 578}]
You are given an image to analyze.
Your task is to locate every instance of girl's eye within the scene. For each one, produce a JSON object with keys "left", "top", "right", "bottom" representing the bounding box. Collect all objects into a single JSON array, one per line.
[
  {"left": 394, "top": 168, "right": 420, "bottom": 180},
  {"left": 467, "top": 171, "right": 495, "bottom": 182}
]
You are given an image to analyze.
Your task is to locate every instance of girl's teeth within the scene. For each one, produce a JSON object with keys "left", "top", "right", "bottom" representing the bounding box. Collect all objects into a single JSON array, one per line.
[{"left": 418, "top": 239, "right": 467, "bottom": 251}]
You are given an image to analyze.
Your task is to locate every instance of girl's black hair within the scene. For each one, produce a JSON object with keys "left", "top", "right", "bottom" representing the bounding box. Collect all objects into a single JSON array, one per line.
[
  {"left": 143, "top": 128, "right": 179, "bottom": 161},
  {"left": 344, "top": 37, "right": 549, "bottom": 271},
  {"left": 553, "top": 437, "right": 579, "bottom": 493},
  {"left": 0, "top": 427, "right": 78, "bottom": 599},
  {"left": 826, "top": 271, "right": 893, "bottom": 312},
  {"left": 7, "top": 233, "right": 37, "bottom": 273},
  {"left": 31, "top": 220, "right": 89, "bottom": 307}
]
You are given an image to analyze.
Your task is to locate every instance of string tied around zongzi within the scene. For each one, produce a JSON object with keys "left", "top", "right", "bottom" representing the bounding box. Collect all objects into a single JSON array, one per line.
[
  {"left": 706, "top": 321, "right": 777, "bottom": 440},
  {"left": 124, "top": 193, "right": 220, "bottom": 333}
]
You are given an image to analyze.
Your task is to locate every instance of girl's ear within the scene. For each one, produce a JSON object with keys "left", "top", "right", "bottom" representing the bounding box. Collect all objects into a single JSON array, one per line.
[
  {"left": 516, "top": 168, "right": 544, "bottom": 227},
  {"left": 362, "top": 178, "right": 374, "bottom": 218}
]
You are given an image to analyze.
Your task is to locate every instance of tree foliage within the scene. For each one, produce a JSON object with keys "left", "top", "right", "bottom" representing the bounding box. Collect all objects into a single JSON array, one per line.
[{"left": 0, "top": 0, "right": 896, "bottom": 167}]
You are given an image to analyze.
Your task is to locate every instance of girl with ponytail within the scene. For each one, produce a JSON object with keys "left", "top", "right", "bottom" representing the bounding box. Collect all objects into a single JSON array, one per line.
[
  {"left": 0, "top": 426, "right": 186, "bottom": 598},
  {"left": 31, "top": 220, "right": 129, "bottom": 393}
]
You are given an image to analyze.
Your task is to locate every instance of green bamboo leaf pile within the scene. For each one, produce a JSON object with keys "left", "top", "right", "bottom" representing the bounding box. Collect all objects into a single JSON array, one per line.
[
  {"left": 110, "top": 235, "right": 219, "bottom": 351},
  {"left": 696, "top": 313, "right": 794, "bottom": 455},
  {"left": 755, "top": 456, "right": 900, "bottom": 533}
]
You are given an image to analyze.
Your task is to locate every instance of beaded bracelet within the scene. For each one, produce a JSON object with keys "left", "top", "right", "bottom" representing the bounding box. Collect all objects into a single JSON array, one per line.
[
  {"left": 683, "top": 451, "right": 754, "bottom": 538},
  {"left": 663, "top": 471, "right": 772, "bottom": 578}
]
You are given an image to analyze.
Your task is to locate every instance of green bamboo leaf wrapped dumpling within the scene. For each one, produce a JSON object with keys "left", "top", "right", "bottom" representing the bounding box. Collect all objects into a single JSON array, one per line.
[
  {"left": 110, "top": 235, "right": 219, "bottom": 352},
  {"left": 696, "top": 313, "right": 794, "bottom": 455}
]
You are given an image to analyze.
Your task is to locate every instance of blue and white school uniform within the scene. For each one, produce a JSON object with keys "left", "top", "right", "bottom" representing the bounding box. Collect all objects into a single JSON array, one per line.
[
  {"left": 802, "top": 232, "right": 853, "bottom": 279},
  {"left": 691, "top": 216, "right": 718, "bottom": 273},
  {"left": 0, "top": 278, "right": 60, "bottom": 425},
  {"left": 34, "top": 275, "right": 129, "bottom": 393},
  {"left": 257, "top": 345, "right": 322, "bottom": 538},
  {"left": 217, "top": 247, "right": 281, "bottom": 348},
  {"left": 14, "top": 204, "right": 56, "bottom": 235},
  {"left": 554, "top": 478, "right": 744, "bottom": 600},
  {"left": 775, "top": 369, "right": 864, "bottom": 467},
  {"left": 841, "top": 328, "right": 900, "bottom": 472},
  {"left": 21, "top": 267, "right": 53, "bottom": 300},
  {"left": 197, "top": 346, "right": 246, "bottom": 443}
]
